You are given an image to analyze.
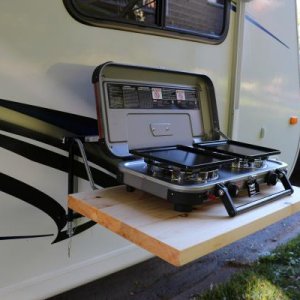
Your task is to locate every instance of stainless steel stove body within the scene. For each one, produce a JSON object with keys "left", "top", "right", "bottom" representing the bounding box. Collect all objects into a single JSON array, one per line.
[{"left": 93, "top": 62, "right": 293, "bottom": 216}]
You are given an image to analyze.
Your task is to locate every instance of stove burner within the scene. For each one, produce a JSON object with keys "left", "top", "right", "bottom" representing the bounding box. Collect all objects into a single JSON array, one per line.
[
  {"left": 231, "top": 158, "right": 267, "bottom": 170},
  {"left": 146, "top": 160, "right": 219, "bottom": 184}
]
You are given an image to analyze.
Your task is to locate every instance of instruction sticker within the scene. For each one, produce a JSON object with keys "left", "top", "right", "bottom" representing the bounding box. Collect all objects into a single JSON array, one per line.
[
  {"left": 152, "top": 88, "right": 163, "bottom": 100},
  {"left": 176, "top": 90, "right": 186, "bottom": 101}
]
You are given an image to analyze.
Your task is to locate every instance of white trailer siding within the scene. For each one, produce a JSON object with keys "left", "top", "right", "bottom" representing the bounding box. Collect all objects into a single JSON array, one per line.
[
  {"left": 233, "top": 0, "right": 300, "bottom": 171},
  {"left": 0, "top": 0, "right": 299, "bottom": 299}
]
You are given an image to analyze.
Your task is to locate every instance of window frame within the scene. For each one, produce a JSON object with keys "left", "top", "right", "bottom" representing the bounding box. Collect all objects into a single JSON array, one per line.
[{"left": 63, "top": 0, "right": 231, "bottom": 44}]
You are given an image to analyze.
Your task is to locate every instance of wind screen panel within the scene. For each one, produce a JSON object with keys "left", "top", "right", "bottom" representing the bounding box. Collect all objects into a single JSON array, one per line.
[
  {"left": 71, "top": 0, "right": 158, "bottom": 26},
  {"left": 165, "top": 0, "right": 225, "bottom": 36}
]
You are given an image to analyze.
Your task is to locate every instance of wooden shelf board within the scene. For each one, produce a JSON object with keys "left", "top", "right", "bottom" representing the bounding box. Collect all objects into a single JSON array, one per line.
[{"left": 68, "top": 185, "right": 300, "bottom": 266}]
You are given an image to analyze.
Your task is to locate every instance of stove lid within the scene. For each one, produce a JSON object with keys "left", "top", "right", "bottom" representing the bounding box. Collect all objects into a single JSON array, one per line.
[{"left": 93, "top": 62, "right": 220, "bottom": 157}]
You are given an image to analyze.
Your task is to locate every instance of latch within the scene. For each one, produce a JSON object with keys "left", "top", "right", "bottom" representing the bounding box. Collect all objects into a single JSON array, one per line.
[{"left": 150, "top": 123, "right": 173, "bottom": 137}]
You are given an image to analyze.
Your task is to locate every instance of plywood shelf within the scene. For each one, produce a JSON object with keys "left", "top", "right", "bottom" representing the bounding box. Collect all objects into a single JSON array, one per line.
[{"left": 68, "top": 185, "right": 300, "bottom": 266}]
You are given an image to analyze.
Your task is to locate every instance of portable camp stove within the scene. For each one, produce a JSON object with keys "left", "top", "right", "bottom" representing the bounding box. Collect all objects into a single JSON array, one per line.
[{"left": 92, "top": 62, "right": 293, "bottom": 216}]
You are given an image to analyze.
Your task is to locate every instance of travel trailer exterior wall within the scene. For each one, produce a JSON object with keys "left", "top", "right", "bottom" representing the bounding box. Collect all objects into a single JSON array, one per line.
[
  {"left": 231, "top": 0, "right": 300, "bottom": 170},
  {"left": 0, "top": 1, "right": 299, "bottom": 299}
]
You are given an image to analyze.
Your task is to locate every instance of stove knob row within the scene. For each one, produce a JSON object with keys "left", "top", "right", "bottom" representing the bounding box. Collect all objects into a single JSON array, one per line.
[{"left": 266, "top": 171, "right": 278, "bottom": 186}]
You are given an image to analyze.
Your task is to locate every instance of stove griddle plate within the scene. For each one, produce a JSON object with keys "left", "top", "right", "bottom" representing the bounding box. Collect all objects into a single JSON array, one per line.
[
  {"left": 130, "top": 145, "right": 235, "bottom": 170},
  {"left": 195, "top": 140, "right": 280, "bottom": 159}
]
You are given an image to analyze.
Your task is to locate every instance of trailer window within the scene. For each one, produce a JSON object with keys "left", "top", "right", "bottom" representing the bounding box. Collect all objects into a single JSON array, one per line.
[
  {"left": 64, "top": 0, "right": 230, "bottom": 42},
  {"left": 166, "top": 0, "right": 225, "bottom": 36}
]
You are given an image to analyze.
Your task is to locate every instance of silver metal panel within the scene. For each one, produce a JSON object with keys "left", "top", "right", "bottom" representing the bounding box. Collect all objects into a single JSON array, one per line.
[
  {"left": 94, "top": 63, "right": 217, "bottom": 157},
  {"left": 119, "top": 159, "right": 288, "bottom": 194}
]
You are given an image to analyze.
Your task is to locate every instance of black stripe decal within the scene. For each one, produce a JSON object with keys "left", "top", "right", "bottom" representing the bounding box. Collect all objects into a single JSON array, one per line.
[
  {"left": 0, "top": 101, "right": 117, "bottom": 242},
  {"left": 231, "top": 3, "right": 289, "bottom": 49},
  {"left": 52, "top": 221, "right": 96, "bottom": 244},
  {"left": 0, "top": 135, "right": 108, "bottom": 242},
  {"left": 0, "top": 134, "right": 119, "bottom": 187},
  {"left": 0, "top": 234, "right": 54, "bottom": 240},
  {"left": 0, "top": 99, "right": 98, "bottom": 136},
  {"left": 0, "top": 173, "right": 67, "bottom": 231},
  {"left": 0, "top": 172, "right": 96, "bottom": 242},
  {"left": 245, "top": 15, "right": 289, "bottom": 49}
]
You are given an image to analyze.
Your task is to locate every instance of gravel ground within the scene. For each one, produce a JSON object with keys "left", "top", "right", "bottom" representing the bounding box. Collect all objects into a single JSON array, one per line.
[{"left": 49, "top": 166, "right": 300, "bottom": 300}]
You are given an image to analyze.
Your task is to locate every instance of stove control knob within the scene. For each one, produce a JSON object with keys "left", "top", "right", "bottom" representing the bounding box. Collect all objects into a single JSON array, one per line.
[
  {"left": 266, "top": 171, "right": 278, "bottom": 186},
  {"left": 227, "top": 183, "right": 239, "bottom": 198}
]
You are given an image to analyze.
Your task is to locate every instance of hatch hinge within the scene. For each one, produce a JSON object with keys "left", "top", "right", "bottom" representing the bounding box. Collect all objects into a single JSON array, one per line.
[{"left": 214, "top": 128, "right": 230, "bottom": 140}]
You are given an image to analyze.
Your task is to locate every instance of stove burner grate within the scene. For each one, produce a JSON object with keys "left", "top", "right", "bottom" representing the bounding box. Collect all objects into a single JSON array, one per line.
[
  {"left": 231, "top": 158, "right": 267, "bottom": 170},
  {"left": 146, "top": 159, "right": 219, "bottom": 184}
]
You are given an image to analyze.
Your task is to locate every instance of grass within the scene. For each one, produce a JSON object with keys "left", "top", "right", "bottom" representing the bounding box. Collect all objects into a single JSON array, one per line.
[{"left": 195, "top": 234, "right": 300, "bottom": 300}]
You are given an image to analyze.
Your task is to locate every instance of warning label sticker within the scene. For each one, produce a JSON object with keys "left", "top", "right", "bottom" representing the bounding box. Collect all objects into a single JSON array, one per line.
[
  {"left": 151, "top": 88, "right": 163, "bottom": 100},
  {"left": 176, "top": 90, "right": 186, "bottom": 101}
]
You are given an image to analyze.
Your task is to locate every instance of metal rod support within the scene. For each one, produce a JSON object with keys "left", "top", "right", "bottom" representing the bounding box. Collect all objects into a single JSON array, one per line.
[
  {"left": 65, "top": 136, "right": 98, "bottom": 245},
  {"left": 74, "top": 138, "right": 97, "bottom": 190}
]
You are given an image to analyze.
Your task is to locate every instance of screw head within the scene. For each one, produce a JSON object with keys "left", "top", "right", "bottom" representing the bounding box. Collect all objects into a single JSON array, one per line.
[{"left": 218, "top": 189, "right": 224, "bottom": 196}]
